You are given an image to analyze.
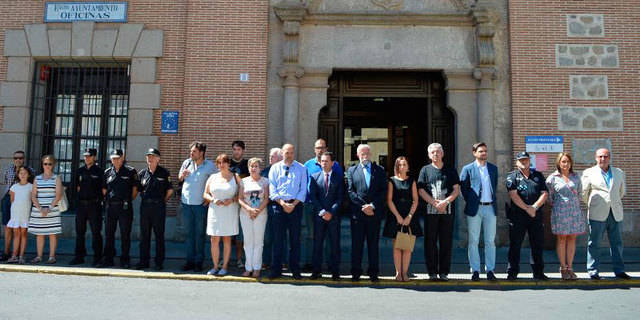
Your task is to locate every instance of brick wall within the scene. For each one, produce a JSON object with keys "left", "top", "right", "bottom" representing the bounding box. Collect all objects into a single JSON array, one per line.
[{"left": 509, "top": 1, "right": 640, "bottom": 212}]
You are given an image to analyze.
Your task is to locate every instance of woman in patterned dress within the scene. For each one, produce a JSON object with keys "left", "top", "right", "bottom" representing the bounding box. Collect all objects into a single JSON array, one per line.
[
  {"left": 545, "top": 153, "right": 586, "bottom": 280},
  {"left": 28, "top": 155, "right": 63, "bottom": 264}
]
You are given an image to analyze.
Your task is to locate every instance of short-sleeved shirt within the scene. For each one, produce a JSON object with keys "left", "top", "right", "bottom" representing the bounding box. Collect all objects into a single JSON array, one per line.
[
  {"left": 230, "top": 158, "right": 249, "bottom": 178},
  {"left": 506, "top": 169, "right": 548, "bottom": 215},
  {"left": 418, "top": 164, "right": 460, "bottom": 214},
  {"left": 77, "top": 164, "right": 104, "bottom": 201},
  {"left": 139, "top": 165, "right": 172, "bottom": 201},
  {"left": 104, "top": 165, "right": 140, "bottom": 202},
  {"left": 180, "top": 159, "right": 218, "bottom": 205}
]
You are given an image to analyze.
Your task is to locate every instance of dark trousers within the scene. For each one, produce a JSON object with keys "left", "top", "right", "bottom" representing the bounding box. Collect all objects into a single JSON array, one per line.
[
  {"left": 507, "top": 212, "right": 545, "bottom": 276},
  {"left": 75, "top": 201, "right": 103, "bottom": 261},
  {"left": 104, "top": 202, "right": 133, "bottom": 263},
  {"left": 425, "top": 213, "right": 454, "bottom": 275},
  {"left": 270, "top": 203, "right": 302, "bottom": 276},
  {"left": 350, "top": 216, "right": 380, "bottom": 277},
  {"left": 312, "top": 214, "right": 340, "bottom": 275},
  {"left": 139, "top": 201, "right": 166, "bottom": 266}
]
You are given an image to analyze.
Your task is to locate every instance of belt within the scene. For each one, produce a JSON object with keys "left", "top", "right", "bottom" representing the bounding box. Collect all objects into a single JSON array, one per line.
[{"left": 479, "top": 202, "right": 493, "bottom": 206}]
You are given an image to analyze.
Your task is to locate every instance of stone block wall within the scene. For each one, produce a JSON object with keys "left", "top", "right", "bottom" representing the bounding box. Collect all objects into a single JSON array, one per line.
[{"left": 510, "top": 1, "right": 640, "bottom": 244}]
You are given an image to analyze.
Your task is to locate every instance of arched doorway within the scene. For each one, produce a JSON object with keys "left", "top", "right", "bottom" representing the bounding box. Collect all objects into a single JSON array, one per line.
[{"left": 319, "top": 71, "right": 455, "bottom": 175}]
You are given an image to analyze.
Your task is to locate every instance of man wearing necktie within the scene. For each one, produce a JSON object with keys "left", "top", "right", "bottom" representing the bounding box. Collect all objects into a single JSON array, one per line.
[
  {"left": 309, "top": 152, "right": 344, "bottom": 281},
  {"left": 346, "top": 144, "right": 387, "bottom": 282}
]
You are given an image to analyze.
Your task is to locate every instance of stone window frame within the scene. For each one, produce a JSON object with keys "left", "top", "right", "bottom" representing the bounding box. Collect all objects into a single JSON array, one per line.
[{"left": 0, "top": 21, "right": 163, "bottom": 170}]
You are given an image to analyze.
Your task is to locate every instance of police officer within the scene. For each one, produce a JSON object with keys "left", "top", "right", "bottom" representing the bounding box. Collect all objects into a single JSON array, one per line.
[
  {"left": 505, "top": 151, "right": 549, "bottom": 281},
  {"left": 70, "top": 148, "right": 105, "bottom": 267},
  {"left": 135, "top": 148, "right": 173, "bottom": 271},
  {"left": 102, "top": 149, "right": 139, "bottom": 268}
]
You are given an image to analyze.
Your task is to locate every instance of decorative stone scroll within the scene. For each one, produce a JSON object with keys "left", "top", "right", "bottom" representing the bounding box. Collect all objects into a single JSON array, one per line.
[
  {"left": 556, "top": 44, "right": 619, "bottom": 68},
  {"left": 558, "top": 106, "right": 623, "bottom": 131},
  {"left": 567, "top": 14, "right": 604, "bottom": 37},
  {"left": 570, "top": 75, "right": 608, "bottom": 100}
]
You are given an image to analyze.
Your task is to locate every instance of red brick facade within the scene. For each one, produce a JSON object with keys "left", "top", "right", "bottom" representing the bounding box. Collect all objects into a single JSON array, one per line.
[{"left": 509, "top": 1, "right": 640, "bottom": 212}]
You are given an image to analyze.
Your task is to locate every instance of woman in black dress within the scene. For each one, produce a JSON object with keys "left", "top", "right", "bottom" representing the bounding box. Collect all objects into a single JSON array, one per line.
[{"left": 383, "top": 157, "right": 421, "bottom": 281}]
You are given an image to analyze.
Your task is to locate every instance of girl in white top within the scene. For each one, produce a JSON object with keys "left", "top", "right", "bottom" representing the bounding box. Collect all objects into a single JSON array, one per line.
[
  {"left": 237, "top": 158, "right": 269, "bottom": 277},
  {"left": 7, "top": 167, "right": 33, "bottom": 264}
]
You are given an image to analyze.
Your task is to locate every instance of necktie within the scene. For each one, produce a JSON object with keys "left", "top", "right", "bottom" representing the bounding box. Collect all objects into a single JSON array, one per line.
[
  {"left": 363, "top": 164, "right": 371, "bottom": 188},
  {"left": 324, "top": 173, "right": 329, "bottom": 195}
]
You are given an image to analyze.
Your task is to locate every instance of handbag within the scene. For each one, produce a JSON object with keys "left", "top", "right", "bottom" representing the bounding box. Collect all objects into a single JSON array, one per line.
[
  {"left": 58, "top": 187, "right": 69, "bottom": 212},
  {"left": 394, "top": 225, "right": 416, "bottom": 252}
]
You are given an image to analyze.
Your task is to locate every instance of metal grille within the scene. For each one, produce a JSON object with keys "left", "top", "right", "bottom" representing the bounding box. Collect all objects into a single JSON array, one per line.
[{"left": 28, "top": 61, "right": 130, "bottom": 208}]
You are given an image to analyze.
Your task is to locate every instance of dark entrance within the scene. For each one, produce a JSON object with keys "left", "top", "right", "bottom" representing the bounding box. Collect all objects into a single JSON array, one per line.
[{"left": 319, "top": 71, "right": 455, "bottom": 176}]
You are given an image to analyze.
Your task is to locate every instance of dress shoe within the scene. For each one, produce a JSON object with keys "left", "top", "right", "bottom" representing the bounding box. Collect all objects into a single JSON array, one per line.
[
  {"left": 507, "top": 273, "right": 517, "bottom": 281},
  {"left": 135, "top": 262, "right": 149, "bottom": 270},
  {"left": 194, "top": 263, "right": 203, "bottom": 272},
  {"left": 471, "top": 271, "right": 480, "bottom": 281},
  {"left": 292, "top": 273, "right": 303, "bottom": 280},
  {"left": 332, "top": 274, "right": 340, "bottom": 281},
  {"left": 439, "top": 274, "right": 449, "bottom": 281},
  {"left": 154, "top": 264, "right": 163, "bottom": 271},
  {"left": 533, "top": 273, "right": 549, "bottom": 281},
  {"left": 310, "top": 272, "right": 322, "bottom": 280},
  {"left": 181, "top": 262, "right": 195, "bottom": 271},
  {"left": 69, "top": 257, "right": 85, "bottom": 265},
  {"left": 487, "top": 271, "right": 497, "bottom": 281},
  {"left": 615, "top": 272, "right": 631, "bottom": 280}
]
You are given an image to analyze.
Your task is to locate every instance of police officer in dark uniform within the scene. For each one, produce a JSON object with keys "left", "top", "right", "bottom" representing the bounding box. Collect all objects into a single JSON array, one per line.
[
  {"left": 505, "top": 151, "right": 549, "bottom": 280},
  {"left": 102, "top": 149, "right": 139, "bottom": 268},
  {"left": 70, "top": 148, "right": 105, "bottom": 267},
  {"left": 135, "top": 148, "right": 173, "bottom": 271}
]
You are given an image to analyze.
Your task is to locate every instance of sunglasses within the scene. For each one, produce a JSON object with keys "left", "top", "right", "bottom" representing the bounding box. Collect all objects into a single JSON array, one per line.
[
  {"left": 13, "top": 157, "right": 24, "bottom": 160},
  {"left": 43, "top": 163, "right": 53, "bottom": 166}
]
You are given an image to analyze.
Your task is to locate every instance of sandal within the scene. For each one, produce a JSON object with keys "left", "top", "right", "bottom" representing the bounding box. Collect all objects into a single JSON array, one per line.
[
  {"left": 31, "top": 256, "right": 42, "bottom": 264},
  {"left": 46, "top": 257, "right": 57, "bottom": 264}
]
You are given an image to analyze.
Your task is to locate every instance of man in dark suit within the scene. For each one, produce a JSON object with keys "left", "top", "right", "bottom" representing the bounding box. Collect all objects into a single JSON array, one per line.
[
  {"left": 309, "top": 152, "right": 344, "bottom": 281},
  {"left": 346, "top": 144, "right": 387, "bottom": 282},
  {"left": 459, "top": 142, "right": 499, "bottom": 281}
]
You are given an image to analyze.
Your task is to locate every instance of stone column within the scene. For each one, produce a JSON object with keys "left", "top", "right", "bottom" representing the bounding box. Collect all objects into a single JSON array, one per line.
[{"left": 274, "top": 0, "right": 306, "bottom": 154}]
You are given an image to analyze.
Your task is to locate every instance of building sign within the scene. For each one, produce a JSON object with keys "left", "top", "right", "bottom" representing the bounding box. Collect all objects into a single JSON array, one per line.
[
  {"left": 525, "top": 136, "right": 563, "bottom": 153},
  {"left": 161, "top": 111, "right": 179, "bottom": 134},
  {"left": 44, "top": 2, "right": 128, "bottom": 23}
]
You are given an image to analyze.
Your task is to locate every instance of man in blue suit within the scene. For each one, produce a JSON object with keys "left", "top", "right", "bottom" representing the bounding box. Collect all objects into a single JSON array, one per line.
[
  {"left": 346, "top": 144, "right": 387, "bottom": 282},
  {"left": 309, "top": 152, "right": 344, "bottom": 281},
  {"left": 459, "top": 142, "right": 499, "bottom": 281}
]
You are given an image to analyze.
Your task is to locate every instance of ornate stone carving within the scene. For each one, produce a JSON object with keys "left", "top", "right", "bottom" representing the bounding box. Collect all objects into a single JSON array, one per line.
[
  {"left": 370, "top": 0, "right": 403, "bottom": 10},
  {"left": 472, "top": 4, "right": 497, "bottom": 66}
]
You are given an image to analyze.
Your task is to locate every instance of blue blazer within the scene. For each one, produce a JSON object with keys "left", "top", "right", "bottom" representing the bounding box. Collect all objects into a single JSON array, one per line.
[
  {"left": 309, "top": 170, "right": 345, "bottom": 216},
  {"left": 459, "top": 161, "right": 498, "bottom": 216},
  {"left": 346, "top": 162, "right": 387, "bottom": 220}
]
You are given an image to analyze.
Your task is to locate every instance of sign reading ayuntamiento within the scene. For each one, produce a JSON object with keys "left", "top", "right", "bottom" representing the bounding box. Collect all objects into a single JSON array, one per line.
[{"left": 44, "top": 2, "right": 128, "bottom": 23}]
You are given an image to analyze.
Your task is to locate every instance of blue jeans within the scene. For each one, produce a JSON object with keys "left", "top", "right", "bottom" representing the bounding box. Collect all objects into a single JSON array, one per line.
[
  {"left": 587, "top": 211, "right": 625, "bottom": 275},
  {"left": 182, "top": 203, "right": 207, "bottom": 264},
  {"left": 467, "top": 205, "right": 496, "bottom": 272}
]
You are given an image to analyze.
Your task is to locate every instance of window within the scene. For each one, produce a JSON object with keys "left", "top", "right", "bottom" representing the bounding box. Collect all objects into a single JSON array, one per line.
[{"left": 28, "top": 62, "right": 130, "bottom": 207}]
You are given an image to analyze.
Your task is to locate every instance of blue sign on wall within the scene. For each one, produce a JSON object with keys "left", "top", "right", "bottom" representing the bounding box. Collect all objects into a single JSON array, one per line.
[
  {"left": 44, "top": 2, "right": 128, "bottom": 23},
  {"left": 161, "top": 111, "right": 179, "bottom": 134}
]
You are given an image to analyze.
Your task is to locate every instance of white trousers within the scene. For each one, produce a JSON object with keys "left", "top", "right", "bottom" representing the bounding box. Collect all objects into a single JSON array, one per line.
[{"left": 239, "top": 210, "right": 268, "bottom": 271}]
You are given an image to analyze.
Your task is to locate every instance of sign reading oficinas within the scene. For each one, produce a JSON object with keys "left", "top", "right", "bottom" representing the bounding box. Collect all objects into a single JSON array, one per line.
[{"left": 44, "top": 2, "right": 128, "bottom": 23}]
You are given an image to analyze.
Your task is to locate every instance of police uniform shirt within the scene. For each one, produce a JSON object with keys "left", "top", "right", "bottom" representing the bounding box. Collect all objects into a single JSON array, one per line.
[
  {"left": 77, "top": 164, "right": 104, "bottom": 201},
  {"left": 139, "top": 165, "right": 172, "bottom": 201},
  {"left": 505, "top": 169, "right": 548, "bottom": 215},
  {"left": 104, "top": 165, "right": 140, "bottom": 202}
]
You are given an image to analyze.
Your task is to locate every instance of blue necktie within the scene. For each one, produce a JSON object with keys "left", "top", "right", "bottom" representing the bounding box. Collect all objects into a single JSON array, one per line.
[{"left": 363, "top": 164, "right": 371, "bottom": 188}]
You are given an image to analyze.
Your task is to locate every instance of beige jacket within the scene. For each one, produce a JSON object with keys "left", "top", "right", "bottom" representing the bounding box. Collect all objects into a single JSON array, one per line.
[{"left": 581, "top": 165, "right": 625, "bottom": 222}]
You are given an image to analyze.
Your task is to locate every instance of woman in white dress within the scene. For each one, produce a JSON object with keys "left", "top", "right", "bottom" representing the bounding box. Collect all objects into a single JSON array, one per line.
[
  {"left": 28, "top": 155, "right": 63, "bottom": 264},
  {"left": 203, "top": 154, "right": 240, "bottom": 276},
  {"left": 238, "top": 158, "right": 269, "bottom": 278}
]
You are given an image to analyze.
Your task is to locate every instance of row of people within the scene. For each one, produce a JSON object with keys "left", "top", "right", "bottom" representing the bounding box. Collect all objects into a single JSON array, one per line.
[{"left": 0, "top": 142, "right": 629, "bottom": 282}]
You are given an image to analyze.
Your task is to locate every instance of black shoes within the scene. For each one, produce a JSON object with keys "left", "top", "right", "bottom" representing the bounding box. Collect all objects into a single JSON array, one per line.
[
  {"left": 487, "top": 271, "right": 497, "bottom": 281},
  {"left": 471, "top": 271, "right": 480, "bottom": 281},
  {"left": 615, "top": 272, "right": 631, "bottom": 280},
  {"left": 69, "top": 257, "right": 85, "bottom": 265},
  {"left": 310, "top": 272, "right": 322, "bottom": 280}
]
